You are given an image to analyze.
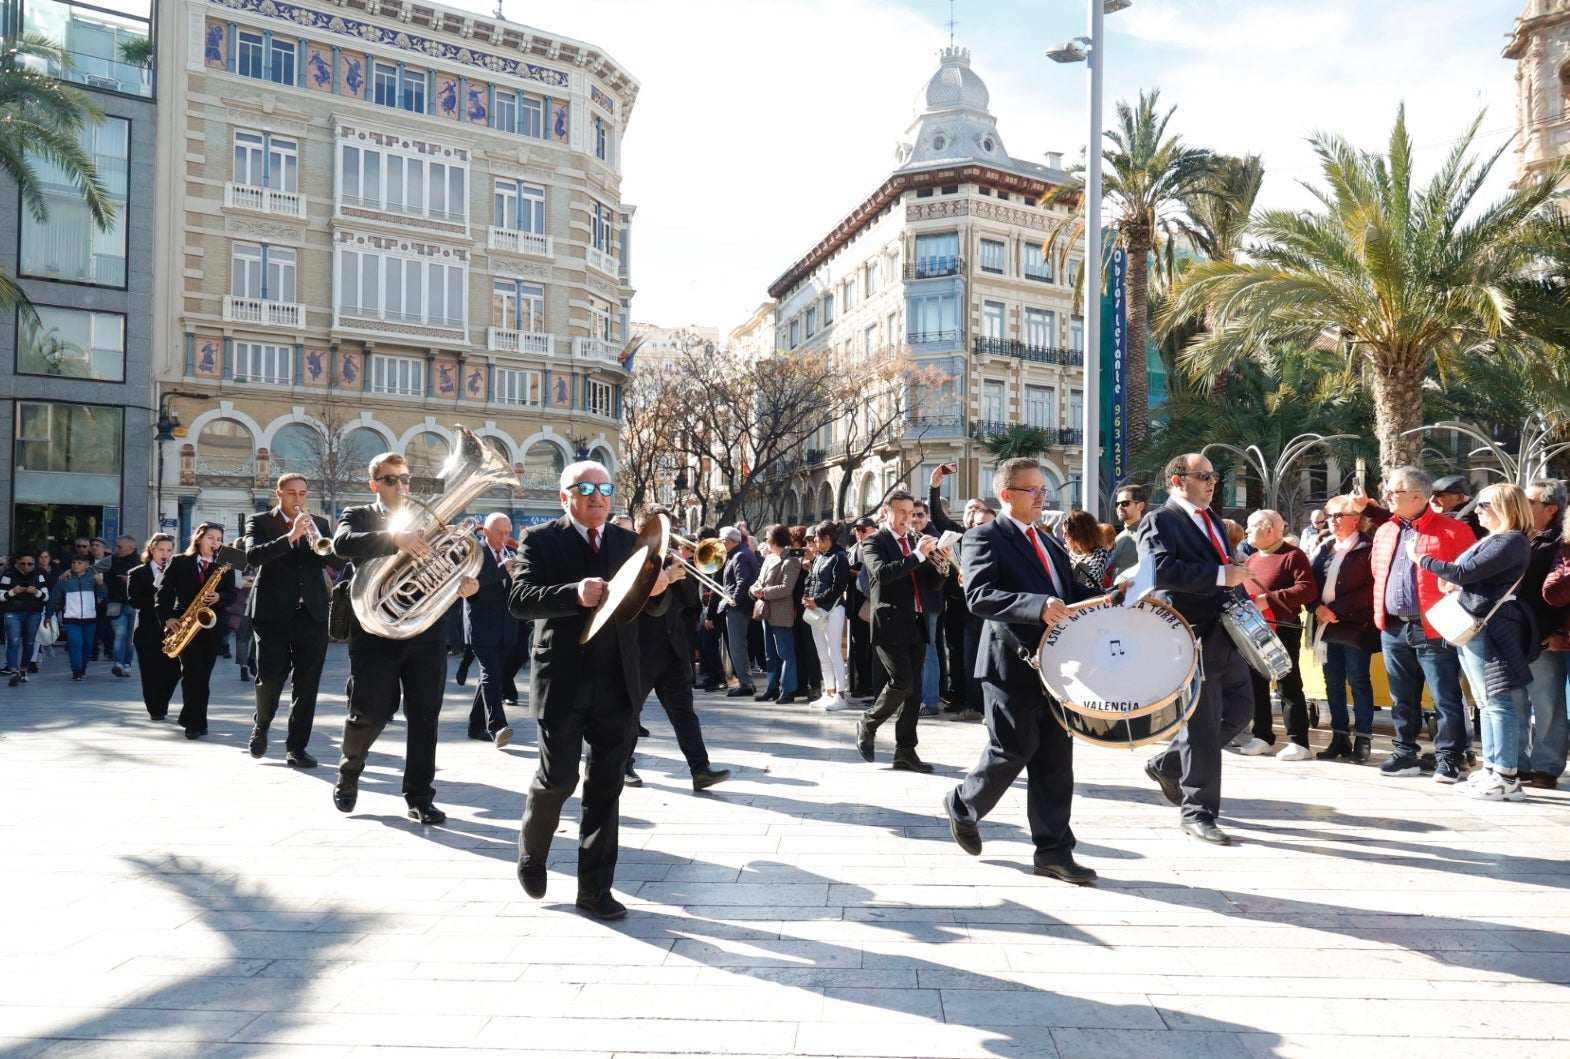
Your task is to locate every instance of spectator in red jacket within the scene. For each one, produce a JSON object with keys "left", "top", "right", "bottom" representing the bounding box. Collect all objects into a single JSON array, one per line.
[
  {"left": 1368, "top": 466, "right": 1477, "bottom": 783},
  {"left": 1240, "top": 510, "right": 1318, "bottom": 759}
]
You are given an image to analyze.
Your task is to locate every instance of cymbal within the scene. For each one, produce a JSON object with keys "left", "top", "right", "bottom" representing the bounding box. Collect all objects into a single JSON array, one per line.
[{"left": 579, "top": 513, "right": 670, "bottom": 644}]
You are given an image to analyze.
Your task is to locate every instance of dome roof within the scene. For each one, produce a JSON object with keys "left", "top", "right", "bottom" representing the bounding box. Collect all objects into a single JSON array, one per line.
[{"left": 916, "top": 46, "right": 990, "bottom": 115}]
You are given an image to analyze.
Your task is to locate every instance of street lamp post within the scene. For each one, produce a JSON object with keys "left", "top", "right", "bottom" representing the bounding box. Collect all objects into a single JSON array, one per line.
[{"left": 1049, "top": 0, "right": 1129, "bottom": 517}]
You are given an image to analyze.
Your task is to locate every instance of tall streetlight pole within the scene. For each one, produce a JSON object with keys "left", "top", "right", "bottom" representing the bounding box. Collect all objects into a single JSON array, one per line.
[{"left": 1049, "top": 0, "right": 1129, "bottom": 516}]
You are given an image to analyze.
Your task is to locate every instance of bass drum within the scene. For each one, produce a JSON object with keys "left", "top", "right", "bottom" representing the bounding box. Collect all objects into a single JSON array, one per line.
[{"left": 1037, "top": 596, "right": 1202, "bottom": 749}]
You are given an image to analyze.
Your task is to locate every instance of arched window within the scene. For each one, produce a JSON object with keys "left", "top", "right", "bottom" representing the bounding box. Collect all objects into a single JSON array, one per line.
[
  {"left": 406, "top": 431, "right": 452, "bottom": 480},
  {"left": 196, "top": 419, "right": 254, "bottom": 474},
  {"left": 342, "top": 428, "right": 389, "bottom": 479},
  {"left": 818, "top": 482, "right": 834, "bottom": 521},
  {"left": 523, "top": 442, "right": 566, "bottom": 492},
  {"left": 590, "top": 444, "right": 614, "bottom": 469},
  {"left": 857, "top": 474, "right": 879, "bottom": 515}
]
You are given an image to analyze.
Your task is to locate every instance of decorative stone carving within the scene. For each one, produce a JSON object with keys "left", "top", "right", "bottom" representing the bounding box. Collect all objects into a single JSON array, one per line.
[{"left": 180, "top": 443, "right": 197, "bottom": 487}]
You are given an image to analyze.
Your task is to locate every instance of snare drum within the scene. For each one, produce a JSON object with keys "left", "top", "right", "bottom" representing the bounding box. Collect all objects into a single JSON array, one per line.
[
  {"left": 1220, "top": 594, "right": 1294, "bottom": 681},
  {"left": 1036, "top": 597, "right": 1202, "bottom": 749}
]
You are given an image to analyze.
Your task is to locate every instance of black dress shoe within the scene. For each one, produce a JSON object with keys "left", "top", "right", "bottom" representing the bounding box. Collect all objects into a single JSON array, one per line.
[
  {"left": 700, "top": 683, "right": 724, "bottom": 693},
  {"left": 944, "top": 791, "right": 981, "bottom": 855},
  {"left": 407, "top": 803, "right": 447, "bottom": 825},
  {"left": 247, "top": 726, "right": 267, "bottom": 759},
  {"left": 517, "top": 856, "right": 547, "bottom": 899},
  {"left": 692, "top": 767, "right": 731, "bottom": 791},
  {"left": 892, "top": 751, "right": 934, "bottom": 773},
  {"left": 285, "top": 750, "right": 318, "bottom": 769},
  {"left": 1352, "top": 736, "right": 1372, "bottom": 764},
  {"left": 637, "top": 724, "right": 650, "bottom": 737},
  {"left": 1145, "top": 760, "right": 1182, "bottom": 806},
  {"left": 1316, "top": 733, "right": 1353, "bottom": 761},
  {"left": 1035, "top": 856, "right": 1097, "bottom": 885},
  {"left": 1180, "top": 819, "right": 1231, "bottom": 845},
  {"left": 753, "top": 688, "right": 778, "bottom": 702},
  {"left": 184, "top": 728, "right": 205, "bottom": 740},
  {"left": 855, "top": 718, "right": 876, "bottom": 762},
  {"left": 726, "top": 686, "right": 755, "bottom": 697},
  {"left": 332, "top": 780, "right": 358, "bottom": 813},
  {"left": 467, "top": 730, "right": 490, "bottom": 741},
  {"left": 623, "top": 766, "right": 643, "bottom": 788},
  {"left": 454, "top": 668, "right": 469, "bottom": 687},
  {"left": 775, "top": 693, "right": 799, "bottom": 705},
  {"left": 575, "top": 891, "right": 628, "bottom": 920}
]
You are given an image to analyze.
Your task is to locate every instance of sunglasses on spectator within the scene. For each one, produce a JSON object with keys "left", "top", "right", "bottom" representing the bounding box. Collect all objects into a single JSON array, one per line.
[
  {"left": 1475, "top": 500, "right": 1492, "bottom": 513},
  {"left": 570, "top": 482, "right": 615, "bottom": 497},
  {"left": 1114, "top": 500, "right": 1139, "bottom": 508},
  {"left": 1327, "top": 512, "right": 1359, "bottom": 520},
  {"left": 377, "top": 473, "right": 413, "bottom": 486}
]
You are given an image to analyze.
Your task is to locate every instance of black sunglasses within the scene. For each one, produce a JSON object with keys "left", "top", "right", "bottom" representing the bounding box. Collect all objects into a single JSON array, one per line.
[
  {"left": 377, "top": 473, "right": 413, "bottom": 486},
  {"left": 570, "top": 482, "right": 615, "bottom": 497},
  {"left": 1178, "top": 471, "right": 1219, "bottom": 483},
  {"left": 1114, "top": 500, "right": 1139, "bottom": 508}
]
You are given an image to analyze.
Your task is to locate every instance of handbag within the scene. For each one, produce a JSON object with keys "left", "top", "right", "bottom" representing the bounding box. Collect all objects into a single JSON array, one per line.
[
  {"left": 1424, "top": 576, "right": 1522, "bottom": 648},
  {"left": 751, "top": 597, "right": 767, "bottom": 621},
  {"left": 36, "top": 615, "right": 59, "bottom": 647},
  {"left": 104, "top": 601, "right": 123, "bottom": 619}
]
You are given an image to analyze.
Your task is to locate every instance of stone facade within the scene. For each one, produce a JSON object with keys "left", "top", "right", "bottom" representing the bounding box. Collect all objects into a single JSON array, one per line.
[{"left": 1505, "top": 0, "right": 1570, "bottom": 186}]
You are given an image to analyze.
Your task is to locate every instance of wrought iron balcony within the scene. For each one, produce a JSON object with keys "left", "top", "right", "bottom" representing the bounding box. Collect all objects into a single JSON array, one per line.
[
  {"left": 968, "top": 420, "right": 1012, "bottom": 442},
  {"left": 905, "top": 414, "right": 968, "bottom": 438},
  {"left": 908, "top": 329, "right": 962, "bottom": 346},
  {"left": 972, "top": 335, "right": 1085, "bottom": 367},
  {"left": 1058, "top": 427, "right": 1084, "bottom": 446},
  {"left": 805, "top": 448, "right": 826, "bottom": 465},
  {"left": 903, "top": 255, "right": 964, "bottom": 280}
]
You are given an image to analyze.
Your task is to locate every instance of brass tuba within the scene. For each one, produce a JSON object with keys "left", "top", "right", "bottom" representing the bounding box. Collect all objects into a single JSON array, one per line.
[{"left": 349, "top": 424, "right": 521, "bottom": 639}]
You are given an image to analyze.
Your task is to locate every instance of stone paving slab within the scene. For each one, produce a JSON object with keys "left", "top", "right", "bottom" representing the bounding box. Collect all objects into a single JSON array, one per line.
[{"left": 2, "top": 644, "right": 1569, "bottom": 1056}]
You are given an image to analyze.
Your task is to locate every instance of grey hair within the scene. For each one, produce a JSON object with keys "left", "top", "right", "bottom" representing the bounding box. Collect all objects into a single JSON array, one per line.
[
  {"left": 559, "top": 460, "right": 610, "bottom": 492},
  {"left": 1387, "top": 465, "right": 1432, "bottom": 496},
  {"left": 1247, "top": 509, "right": 1285, "bottom": 529},
  {"left": 993, "top": 457, "right": 1043, "bottom": 498},
  {"left": 482, "top": 512, "right": 512, "bottom": 530},
  {"left": 1528, "top": 478, "right": 1567, "bottom": 512}
]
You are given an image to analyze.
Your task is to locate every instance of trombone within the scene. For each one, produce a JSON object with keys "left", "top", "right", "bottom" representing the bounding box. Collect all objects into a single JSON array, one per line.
[{"left": 668, "top": 532, "right": 735, "bottom": 607}]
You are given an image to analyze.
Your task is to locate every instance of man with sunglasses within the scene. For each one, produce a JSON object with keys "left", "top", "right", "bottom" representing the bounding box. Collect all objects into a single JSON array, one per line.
[
  {"left": 1111, "top": 485, "right": 1147, "bottom": 579},
  {"left": 332, "top": 453, "right": 479, "bottom": 825},
  {"left": 509, "top": 460, "right": 669, "bottom": 920},
  {"left": 1139, "top": 453, "right": 1257, "bottom": 845}
]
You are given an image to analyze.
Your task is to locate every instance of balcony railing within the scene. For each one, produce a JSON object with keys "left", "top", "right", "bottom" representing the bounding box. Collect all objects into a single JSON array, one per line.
[
  {"left": 487, "top": 227, "right": 554, "bottom": 257},
  {"left": 225, "top": 183, "right": 307, "bottom": 219},
  {"left": 972, "top": 335, "right": 1085, "bottom": 367},
  {"left": 908, "top": 329, "right": 962, "bottom": 346},
  {"left": 805, "top": 448, "right": 826, "bottom": 465},
  {"left": 586, "top": 247, "right": 618, "bottom": 277},
  {"left": 905, "top": 414, "right": 968, "bottom": 438},
  {"left": 903, "top": 255, "right": 964, "bottom": 280},
  {"left": 573, "top": 336, "right": 624, "bottom": 367},
  {"left": 488, "top": 328, "right": 556, "bottom": 356},
  {"left": 224, "top": 296, "right": 304, "bottom": 329},
  {"left": 1059, "top": 427, "right": 1084, "bottom": 446},
  {"left": 968, "top": 420, "right": 1011, "bottom": 442}
]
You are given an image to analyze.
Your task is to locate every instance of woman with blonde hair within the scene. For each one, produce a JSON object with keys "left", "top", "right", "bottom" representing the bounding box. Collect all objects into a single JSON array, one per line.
[{"left": 1415, "top": 482, "right": 1536, "bottom": 800}]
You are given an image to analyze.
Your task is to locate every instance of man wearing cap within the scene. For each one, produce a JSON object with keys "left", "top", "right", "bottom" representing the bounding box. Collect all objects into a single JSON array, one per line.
[
  {"left": 1430, "top": 475, "right": 1485, "bottom": 540},
  {"left": 717, "top": 527, "right": 760, "bottom": 697}
]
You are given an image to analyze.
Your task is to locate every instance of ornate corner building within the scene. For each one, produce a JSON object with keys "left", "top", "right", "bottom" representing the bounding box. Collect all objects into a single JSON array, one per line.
[
  {"left": 763, "top": 47, "right": 1088, "bottom": 523},
  {"left": 153, "top": 0, "right": 638, "bottom": 539},
  {"left": 1506, "top": 0, "right": 1570, "bottom": 187}
]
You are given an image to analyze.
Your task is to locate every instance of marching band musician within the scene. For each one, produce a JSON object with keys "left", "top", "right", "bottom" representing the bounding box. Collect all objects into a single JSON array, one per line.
[
  {"left": 1138, "top": 453, "right": 1256, "bottom": 845},
  {"left": 156, "top": 522, "right": 239, "bottom": 740},
  {"left": 127, "top": 534, "right": 180, "bottom": 721},
  {"left": 331, "top": 452, "right": 480, "bottom": 825},
  {"left": 465, "top": 513, "right": 519, "bottom": 748},
  {"left": 509, "top": 460, "right": 669, "bottom": 921},
  {"left": 943, "top": 457, "right": 1099, "bottom": 884},
  {"left": 240, "top": 473, "right": 333, "bottom": 769}
]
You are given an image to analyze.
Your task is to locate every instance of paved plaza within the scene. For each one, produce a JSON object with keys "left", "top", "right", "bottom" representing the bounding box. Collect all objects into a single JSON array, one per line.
[{"left": 2, "top": 645, "right": 1569, "bottom": 1058}]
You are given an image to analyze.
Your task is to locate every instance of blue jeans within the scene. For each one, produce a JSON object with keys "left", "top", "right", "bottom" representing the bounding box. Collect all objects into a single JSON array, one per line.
[
  {"left": 763, "top": 623, "right": 797, "bottom": 696},
  {"left": 921, "top": 610, "right": 940, "bottom": 707},
  {"left": 111, "top": 608, "right": 135, "bottom": 667},
  {"left": 1381, "top": 621, "right": 1468, "bottom": 760},
  {"left": 1458, "top": 637, "right": 1524, "bottom": 773},
  {"left": 63, "top": 620, "right": 97, "bottom": 675},
  {"left": 1521, "top": 651, "right": 1569, "bottom": 777},
  {"left": 4, "top": 612, "right": 41, "bottom": 672},
  {"left": 1322, "top": 641, "right": 1376, "bottom": 737}
]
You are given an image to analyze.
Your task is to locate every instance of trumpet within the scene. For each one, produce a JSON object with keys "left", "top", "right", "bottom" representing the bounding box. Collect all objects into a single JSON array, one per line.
[
  {"left": 669, "top": 531, "right": 735, "bottom": 607},
  {"left": 293, "top": 506, "right": 334, "bottom": 557}
]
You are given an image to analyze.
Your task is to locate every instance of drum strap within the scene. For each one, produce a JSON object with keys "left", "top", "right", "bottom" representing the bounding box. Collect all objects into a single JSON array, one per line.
[{"left": 989, "top": 621, "right": 1041, "bottom": 671}]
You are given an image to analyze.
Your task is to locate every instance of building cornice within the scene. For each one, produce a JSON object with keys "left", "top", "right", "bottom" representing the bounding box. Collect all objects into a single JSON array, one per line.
[{"left": 1503, "top": 8, "right": 1570, "bottom": 59}]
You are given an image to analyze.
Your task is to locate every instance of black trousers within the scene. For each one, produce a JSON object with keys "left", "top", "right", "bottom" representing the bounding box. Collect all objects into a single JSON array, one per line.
[
  {"left": 1249, "top": 626, "right": 1308, "bottom": 744},
  {"left": 848, "top": 613, "right": 872, "bottom": 696},
  {"left": 467, "top": 641, "right": 513, "bottom": 736},
  {"left": 963, "top": 616, "right": 984, "bottom": 712},
  {"left": 696, "top": 618, "right": 724, "bottom": 684},
  {"left": 863, "top": 637, "right": 926, "bottom": 750},
  {"left": 634, "top": 648, "right": 712, "bottom": 773},
  {"left": 942, "top": 602, "right": 969, "bottom": 705},
  {"left": 951, "top": 680, "right": 1075, "bottom": 860},
  {"left": 252, "top": 616, "right": 328, "bottom": 753},
  {"left": 176, "top": 634, "right": 220, "bottom": 734},
  {"left": 339, "top": 638, "right": 446, "bottom": 805},
  {"left": 1149, "top": 634, "right": 1254, "bottom": 823},
  {"left": 135, "top": 629, "right": 181, "bottom": 721},
  {"left": 519, "top": 681, "right": 635, "bottom": 896}
]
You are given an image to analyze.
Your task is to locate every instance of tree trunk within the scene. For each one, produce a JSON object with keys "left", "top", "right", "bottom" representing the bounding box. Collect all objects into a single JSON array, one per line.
[
  {"left": 1367, "top": 352, "right": 1427, "bottom": 483},
  {"left": 1123, "top": 226, "right": 1152, "bottom": 451}
]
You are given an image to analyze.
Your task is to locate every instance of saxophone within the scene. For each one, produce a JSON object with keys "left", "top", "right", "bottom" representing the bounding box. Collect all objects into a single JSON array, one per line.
[
  {"left": 349, "top": 424, "right": 521, "bottom": 639},
  {"left": 162, "top": 559, "right": 232, "bottom": 658}
]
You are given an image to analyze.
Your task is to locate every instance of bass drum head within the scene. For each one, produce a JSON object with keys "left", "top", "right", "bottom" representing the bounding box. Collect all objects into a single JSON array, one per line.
[{"left": 1047, "top": 660, "right": 1202, "bottom": 748}]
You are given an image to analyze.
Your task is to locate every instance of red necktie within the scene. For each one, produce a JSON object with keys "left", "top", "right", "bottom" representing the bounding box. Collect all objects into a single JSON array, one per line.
[
  {"left": 1026, "top": 526, "right": 1064, "bottom": 597},
  {"left": 898, "top": 535, "right": 922, "bottom": 613},
  {"left": 1199, "top": 511, "right": 1230, "bottom": 562},
  {"left": 587, "top": 528, "right": 600, "bottom": 554},
  {"left": 198, "top": 559, "right": 209, "bottom": 579}
]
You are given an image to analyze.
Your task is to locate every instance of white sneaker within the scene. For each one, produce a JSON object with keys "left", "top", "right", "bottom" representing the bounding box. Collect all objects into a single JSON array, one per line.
[
  {"left": 1238, "top": 737, "right": 1272, "bottom": 756},
  {"left": 806, "top": 694, "right": 830, "bottom": 710},
  {"left": 824, "top": 695, "right": 851, "bottom": 712},
  {"left": 1461, "top": 769, "right": 1510, "bottom": 801},
  {"left": 1499, "top": 774, "right": 1526, "bottom": 802},
  {"left": 1276, "top": 742, "right": 1311, "bottom": 761}
]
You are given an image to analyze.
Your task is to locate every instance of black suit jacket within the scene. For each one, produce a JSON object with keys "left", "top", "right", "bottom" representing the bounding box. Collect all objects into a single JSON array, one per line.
[
  {"left": 333, "top": 501, "right": 444, "bottom": 645},
  {"left": 638, "top": 565, "right": 699, "bottom": 668},
  {"left": 1137, "top": 500, "right": 1235, "bottom": 634},
  {"left": 242, "top": 507, "right": 331, "bottom": 623},
  {"left": 464, "top": 544, "right": 518, "bottom": 649},
  {"left": 508, "top": 516, "right": 643, "bottom": 721},
  {"left": 127, "top": 562, "right": 164, "bottom": 641},
  {"left": 155, "top": 553, "right": 239, "bottom": 646},
  {"left": 962, "top": 516, "right": 1094, "bottom": 690},
  {"left": 863, "top": 526, "right": 944, "bottom": 647}
]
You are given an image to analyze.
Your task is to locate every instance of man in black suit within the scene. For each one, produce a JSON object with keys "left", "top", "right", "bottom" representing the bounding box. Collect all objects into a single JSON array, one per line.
[
  {"left": 1139, "top": 452, "right": 1256, "bottom": 845},
  {"left": 629, "top": 520, "right": 731, "bottom": 791},
  {"left": 241, "top": 473, "right": 332, "bottom": 768},
  {"left": 509, "top": 460, "right": 669, "bottom": 920},
  {"left": 465, "top": 512, "right": 518, "bottom": 748},
  {"left": 854, "top": 488, "right": 944, "bottom": 773},
  {"left": 943, "top": 458, "right": 1098, "bottom": 883},
  {"left": 331, "top": 452, "right": 479, "bottom": 826}
]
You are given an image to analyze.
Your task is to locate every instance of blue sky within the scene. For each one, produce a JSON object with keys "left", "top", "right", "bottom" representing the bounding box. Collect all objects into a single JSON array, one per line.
[{"left": 448, "top": 0, "right": 1528, "bottom": 332}]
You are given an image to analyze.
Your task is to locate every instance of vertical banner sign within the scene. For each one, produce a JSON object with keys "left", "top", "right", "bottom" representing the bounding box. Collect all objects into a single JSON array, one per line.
[{"left": 1109, "top": 247, "right": 1129, "bottom": 485}]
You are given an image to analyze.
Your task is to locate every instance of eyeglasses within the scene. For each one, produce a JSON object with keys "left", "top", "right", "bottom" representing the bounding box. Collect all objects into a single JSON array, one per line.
[
  {"left": 1475, "top": 500, "right": 1492, "bottom": 513},
  {"left": 1381, "top": 488, "right": 1417, "bottom": 500},
  {"left": 570, "top": 481, "right": 615, "bottom": 497},
  {"left": 377, "top": 473, "right": 413, "bottom": 486},
  {"left": 1114, "top": 500, "right": 1139, "bottom": 508},
  {"left": 1006, "top": 486, "right": 1050, "bottom": 497},
  {"left": 1327, "top": 512, "right": 1359, "bottom": 520},
  {"left": 1178, "top": 472, "right": 1219, "bottom": 483}
]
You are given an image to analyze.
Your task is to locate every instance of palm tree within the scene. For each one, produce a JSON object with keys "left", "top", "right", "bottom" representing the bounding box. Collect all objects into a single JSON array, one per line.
[
  {"left": 1164, "top": 107, "right": 1570, "bottom": 480},
  {"left": 980, "top": 424, "right": 1054, "bottom": 463},
  {"left": 1045, "top": 89, "right": 1219, "bottom": 451},
  {"left": 0, "top": 33, "right": 113, "bottom": 320}
]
